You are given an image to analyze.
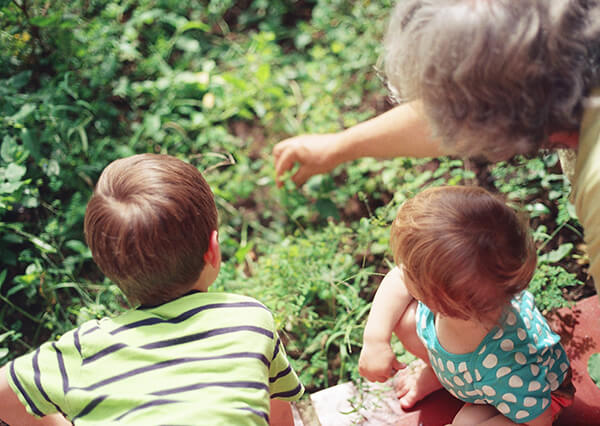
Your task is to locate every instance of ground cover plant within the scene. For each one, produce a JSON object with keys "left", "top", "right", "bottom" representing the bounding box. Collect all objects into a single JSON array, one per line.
[{"left": 1, "top": 0, "right": 597, "bottom": 395}]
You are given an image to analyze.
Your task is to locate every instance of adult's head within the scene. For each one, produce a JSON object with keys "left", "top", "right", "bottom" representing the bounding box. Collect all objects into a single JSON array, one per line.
[
  {"left": 84, "top": 154, "right": 218, "bottom": 305},
  {"left": 384, "top": 0, "right": 600, "bottom": 161}
]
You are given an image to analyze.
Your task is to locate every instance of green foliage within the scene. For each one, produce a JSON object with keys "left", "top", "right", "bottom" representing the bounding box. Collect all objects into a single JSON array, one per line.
[
  {"left": 529, "top": 264, "right": 576, "bottom": 312},
  {"left": 490, "top": 154, "right": 585, "bottom": 311},
  {"left": 214, "top": 221, "right": 376, "bottom": 390},
  {"left": 0, "top": 0, "right": 587, "bottom": 395}
]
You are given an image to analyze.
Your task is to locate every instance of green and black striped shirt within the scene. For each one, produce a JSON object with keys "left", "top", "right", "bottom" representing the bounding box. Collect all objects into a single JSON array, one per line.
[{"left": 8, "top": 291, "right": 303, "bottom": 425}]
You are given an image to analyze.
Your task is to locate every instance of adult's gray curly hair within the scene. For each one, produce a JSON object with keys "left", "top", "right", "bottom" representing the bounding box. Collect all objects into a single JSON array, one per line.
[{"left": 384, "top": 0, "right": 600, "bottom": 161}]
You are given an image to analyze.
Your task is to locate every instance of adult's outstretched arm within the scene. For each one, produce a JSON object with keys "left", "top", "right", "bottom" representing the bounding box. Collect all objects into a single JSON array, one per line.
[{"left": 273, "top": 101, "right": 444, "bottom": 187}]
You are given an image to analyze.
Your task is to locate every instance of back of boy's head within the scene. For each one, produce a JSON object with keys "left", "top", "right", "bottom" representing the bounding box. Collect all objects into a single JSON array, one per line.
[
  {"left": 384, "top": 0, "right": 600, "bottom": 161},
  {"left": 390, "top": 186, "right": 536, "bottom": 321},
  {"left": 84, "top": 154, "right": 218, "bottom": 305}
]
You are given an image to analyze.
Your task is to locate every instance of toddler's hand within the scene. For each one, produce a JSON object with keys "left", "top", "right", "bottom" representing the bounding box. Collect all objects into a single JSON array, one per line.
[{"left": 358, "top": 341, "right": 405, "bottom": 382}]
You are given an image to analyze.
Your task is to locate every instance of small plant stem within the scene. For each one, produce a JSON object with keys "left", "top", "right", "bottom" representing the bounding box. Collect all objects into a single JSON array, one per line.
[
  {"left": 537, "top": 222, "right": 567, "bottom": 254},
  {"left": 0, "top": 324, "right": 32, "bottom": 350},
  {"left": 0, "top": 294, "right": 42, "bottom": 324}
]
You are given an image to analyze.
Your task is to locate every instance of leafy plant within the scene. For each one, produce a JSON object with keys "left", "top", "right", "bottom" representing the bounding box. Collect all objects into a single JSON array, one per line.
[
  {"left": 0, "top": 0, "right": 588, "bottom": 397},
  {"left": 589, "top": 352, "right": 600, "bottom": 389},
  {"left": 214, "top": 221, "right": 377, "bottom": 390}
]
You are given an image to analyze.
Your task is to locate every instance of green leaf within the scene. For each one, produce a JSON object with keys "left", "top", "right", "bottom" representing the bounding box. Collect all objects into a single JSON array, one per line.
[
  {"left": 9, "top": 103, "right": 36, "bottom": 124},
  {"left": 1, "top": 136, "right": 17, "bottom": 162},
  {"left": 29, "top": 14, "right": 60, "bottom": 27},
  {"left": 528, "top": 202, "right": 550, "bottom": 217},
  {"left": 0, "top": 331, "right": 13, "bottom": 344},
  {"left": 5, "top": 163, "right": 26, "bottom": 181},
  {"left": 538, "top": 243, "right": 573, "bottom": 264},
  {"left": 180, "top": 21, "right": 210, "bottom": 32},
  {"left": 315, "top": 198, "right": 340, "bottom": 220},
  {"left": 30, "top": 236, "right": 57, "bottom": 253},
  {"left": 65, "top": 240, "right": 88, "bottom": 254},
  {"left": 7, "top": 71, "right": 31, "bottom": 90},
  {"left": 21, "top": 128, "right": 39, "bottom": 162},
  {"left": 0, "top": 269, "right": 6, "bottom": 291},
  {"left": 0, "top": 181, "right": 23, "bottom": 193},
  {"left": 330, "top": 41, "right": 344, "bottom": 54},
  {"left": 6, "top": 226, "right": 57, "bottom": 253},
  {"left": 175, "top": 37, "right": 200, "bottom": 52},
  {"left": 256, "top": 63, "right": 271, "bottom": 84},
  {"left": 589, "top": 353, "right": 600, "bottom": 388}
]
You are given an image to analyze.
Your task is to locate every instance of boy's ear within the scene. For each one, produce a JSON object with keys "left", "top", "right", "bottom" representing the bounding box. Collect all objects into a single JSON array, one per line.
[{"left": 203, "top": 230, "right": 220, "bottom": 268}]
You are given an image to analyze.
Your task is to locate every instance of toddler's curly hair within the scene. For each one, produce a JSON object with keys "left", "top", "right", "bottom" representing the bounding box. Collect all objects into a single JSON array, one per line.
[{"left": 391, "top": 186, "right": 537, "bottom": 321}]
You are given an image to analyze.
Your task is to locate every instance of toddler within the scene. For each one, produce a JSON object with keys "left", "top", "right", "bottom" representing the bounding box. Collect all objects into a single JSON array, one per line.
[
  {"left": 359, "top": 186, "right": 574, "bottom": 425},
  {"left": 0, "top": 153, "right": 303, "bottom": 425}
]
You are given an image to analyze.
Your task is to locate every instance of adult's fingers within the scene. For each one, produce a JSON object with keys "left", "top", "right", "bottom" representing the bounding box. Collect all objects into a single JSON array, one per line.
[
  {"left": 274, "top": 149, "right": 298, "bottom": 187},
  {"left": 291, "top": 166, "right": 312, "bottom": 186},
  {"left": 272, "top": 140, "right": 286, "bottom": 159}
]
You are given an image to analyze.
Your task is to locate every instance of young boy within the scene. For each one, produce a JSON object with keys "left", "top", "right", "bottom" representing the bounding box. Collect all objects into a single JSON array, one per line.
[
  {"left": 359, "top": 186, "right": 574, "bottom": 425},
  {"left": 0, "top": 153, "right": 304, "bottom": 425}
]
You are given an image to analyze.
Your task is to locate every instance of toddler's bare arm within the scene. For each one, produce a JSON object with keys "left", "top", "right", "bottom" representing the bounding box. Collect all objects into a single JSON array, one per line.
[
  {"left": 359, "top": 266, "right": 414, "bottom": 382},
  {"left": 269, "top": 398, "right": 294, "bottom": 426},
  {"left": 0, "top": 365, "right": 70, "bottom": 426},
  {"left": 273, "top": 101, "right": 444, "bottom": 186}
]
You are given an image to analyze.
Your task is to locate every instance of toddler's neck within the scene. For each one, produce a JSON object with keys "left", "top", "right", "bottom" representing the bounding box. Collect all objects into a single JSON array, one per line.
[{"left": 434, "top": 311, "right": 501, "bottom": 355}]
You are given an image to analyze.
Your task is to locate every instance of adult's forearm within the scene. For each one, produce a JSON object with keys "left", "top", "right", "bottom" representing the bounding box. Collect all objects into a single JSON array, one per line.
[{"left": 334, "top": 101, "right": 445, "bottom": 164}]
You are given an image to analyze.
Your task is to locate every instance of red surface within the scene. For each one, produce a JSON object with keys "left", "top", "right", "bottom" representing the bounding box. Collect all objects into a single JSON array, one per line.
[
  {"left": 396, "top": 296, "right": 600, "bottom": 426},
  {"left": 550, "top": 296, "right": 600, "bottom": 426},
  {"left": 394, "top": 389, "right": 462, "bottom": 426}
]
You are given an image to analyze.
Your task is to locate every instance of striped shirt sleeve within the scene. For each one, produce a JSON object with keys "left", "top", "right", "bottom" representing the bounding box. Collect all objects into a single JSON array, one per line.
[
  {"left": 7, "top": 329, "right": 80, "bottom": 418},
  {"left": 268, "top": 332, "right": 304, "bottom": 401}
]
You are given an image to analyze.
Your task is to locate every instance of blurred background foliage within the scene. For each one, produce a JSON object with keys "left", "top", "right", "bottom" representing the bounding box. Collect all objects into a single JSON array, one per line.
[{"left": 0, "top": 0, "right": 593, "bottom": 390}]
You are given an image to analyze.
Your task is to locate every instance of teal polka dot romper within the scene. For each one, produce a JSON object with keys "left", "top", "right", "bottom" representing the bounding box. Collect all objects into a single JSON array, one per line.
[{"left": 416, "top": 291, "right": 569, "bottom": 423}]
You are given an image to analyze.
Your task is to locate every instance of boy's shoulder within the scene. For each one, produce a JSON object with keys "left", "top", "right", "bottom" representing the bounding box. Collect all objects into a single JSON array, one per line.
[
  {"left": 173, "top": 291, "right": 271, "bottom": 314},
  {"left": 65, "top": 291, "right": 276, "bottom": 357},
  {"left": 106, "top": 290, "right": 274, "bottom": 330}
]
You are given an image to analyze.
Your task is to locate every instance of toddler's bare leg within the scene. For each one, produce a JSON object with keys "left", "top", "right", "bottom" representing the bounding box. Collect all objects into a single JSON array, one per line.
[
  {"left": 450, "top": 403, "right": 510, "bottom": 425},
  {"left": 392, "top": 299, "right": 442, "bottom": 409}
]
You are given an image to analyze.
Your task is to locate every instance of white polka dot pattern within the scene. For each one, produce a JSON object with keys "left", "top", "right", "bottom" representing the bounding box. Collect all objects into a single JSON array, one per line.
[
  {"left": 509, "top": 375, "right": 523, "bottom": 388},
  {"left": 498, "top": 402, "right": 510, "bottom": 414},
  {"left": 500, "top": 339, "right": 514, "bottom": 351},
  {"left": 496, "top": 367, "right": 511, "bottom": 378},
  {"left": 482, "top": 386, "right": 496, "bottom": 396},
  {"left": 414, "top": 291, "right": 570, "bottom": 424},
  {"left": 482, "top": 354, "right": 498, "bottom": 369}
]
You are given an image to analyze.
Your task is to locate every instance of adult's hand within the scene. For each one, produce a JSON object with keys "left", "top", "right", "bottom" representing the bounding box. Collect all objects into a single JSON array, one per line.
[
  {"left": 273, "top": 103, "right": 442, "bottom": 188},
  {"left": 273, "top": 133, "right": 344, "bottom": 187}
]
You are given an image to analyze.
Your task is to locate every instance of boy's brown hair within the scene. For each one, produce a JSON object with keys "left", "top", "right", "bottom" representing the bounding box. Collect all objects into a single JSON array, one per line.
[
  {"left": 84, "top": 154, "right": 218, "bottom": 305},
  {"left": 390, "top": 186, "right": 536, "bottom": 321}
]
